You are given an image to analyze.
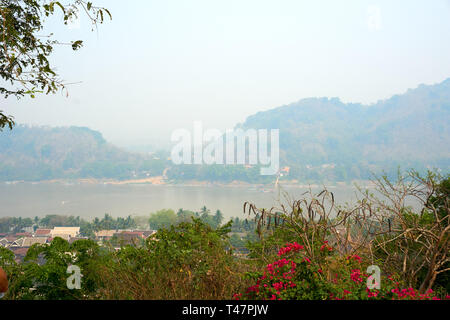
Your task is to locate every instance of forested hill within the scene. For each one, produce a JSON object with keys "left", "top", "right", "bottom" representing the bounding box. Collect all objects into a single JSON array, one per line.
[
  {"left": 238, "top": 78, "right": 450, "bottom": 180},
  {"left": 1, "top": 79, "right": 449, "bottom": 183},
  {"left": 0, "top": 125, "right": 167, "bottom": 181}
]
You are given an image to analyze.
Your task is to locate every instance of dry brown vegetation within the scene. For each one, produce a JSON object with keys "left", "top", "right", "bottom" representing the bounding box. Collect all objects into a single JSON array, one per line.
[{"left": 243, "top": 170, "right": 449, "bottom": 294}]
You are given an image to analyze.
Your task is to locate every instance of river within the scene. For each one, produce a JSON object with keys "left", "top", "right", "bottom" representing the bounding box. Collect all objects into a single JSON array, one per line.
[{"left": 0, "top": 182, "right": 363, "bottom": 220}]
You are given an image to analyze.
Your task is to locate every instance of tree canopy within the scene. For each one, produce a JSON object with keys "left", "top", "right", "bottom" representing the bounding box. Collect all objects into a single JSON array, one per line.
[{"left": 0, "top": 0, "right": 111, "bottom": 130}]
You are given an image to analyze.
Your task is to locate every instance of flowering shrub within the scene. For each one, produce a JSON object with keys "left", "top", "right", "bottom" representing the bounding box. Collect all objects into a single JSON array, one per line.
[
  {"left": 277, "top": 242, "right": 304, "bottom": 256},
  {"left": 235, "top": 241, "right": 449, "bottom": 300},
  {"left": 237, "top": 242, "right": 335, "bottom": 300}
]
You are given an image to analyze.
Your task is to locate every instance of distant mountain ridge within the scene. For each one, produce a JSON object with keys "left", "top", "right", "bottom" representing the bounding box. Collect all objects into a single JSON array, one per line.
[
  {"left": 0, "top": 125, "right": 166, "bottom": 181},
  {"left": 1, "top": 79, "right": 449, "bottom": 183},
  {"left": 238, "top": 78, "right": 450, "bottom": 180}
]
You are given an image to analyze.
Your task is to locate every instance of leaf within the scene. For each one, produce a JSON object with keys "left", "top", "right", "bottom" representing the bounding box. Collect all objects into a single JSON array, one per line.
[
  {"left": 52, "top": 1, "right": 66, "bottom": 14},
  {"left": 71, "top": 40, "right": 83, "bottom": 50},
  {"left": 104, "top": 8, "right": 112, "bottom": 20}
]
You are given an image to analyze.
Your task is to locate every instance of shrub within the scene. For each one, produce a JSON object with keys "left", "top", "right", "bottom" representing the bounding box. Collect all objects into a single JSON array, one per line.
[
  {"left": 97, "top": 218, "right": 256, "bottom": 299},
  {"left": 236, "top": 241, "right": 448, "bottom": 300}
]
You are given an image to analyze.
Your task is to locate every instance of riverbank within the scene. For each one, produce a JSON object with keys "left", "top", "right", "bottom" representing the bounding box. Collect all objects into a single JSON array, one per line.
[{"left": 1, "top": 177, "right": 377, "bottom": 189}]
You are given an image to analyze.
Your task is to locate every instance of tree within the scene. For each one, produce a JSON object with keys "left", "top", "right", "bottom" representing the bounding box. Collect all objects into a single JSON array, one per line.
[
  {"left": 366, "top": 170, "right": 449, "bottom": 293},
  {"left": 0, "top": 0, "right": 111, "bottom": 130},
  {"left": 1, "top": 237, "right": 102, "bottom": 299},
  {"left": 200, "top": 206, "right": 210, "bottom": 216},
  {"left": 98, "top": 218, "right": 238, "bottom": 299},
  {"left": 213, "top": 209, "right": 224, "bottom": 227},
  {"left": 176, "top": 208, "right": 195, "bottom": 224},
  {"left": 148, "top": 209, "right": 177, "bottom": 230}
]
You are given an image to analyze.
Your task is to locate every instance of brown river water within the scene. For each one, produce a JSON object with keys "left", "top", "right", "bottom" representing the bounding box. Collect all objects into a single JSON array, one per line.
[{"left": 0, "top": 182, "right": 363, "bottom": 220}]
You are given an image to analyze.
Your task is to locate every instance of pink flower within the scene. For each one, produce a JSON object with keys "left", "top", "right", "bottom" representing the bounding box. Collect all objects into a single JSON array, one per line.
[
  {"left": 278, "top": 242, "right": 304, "bottom": 256},
  {"left": 366, "top": 288, "right": 379, "bottom": 298},
  {"left": 246, "top": 284, "right": 260, "bottom": 293},
  {"left": 350, "top": 269, "right": 363, "bottom": 283},
  {"left": 346, "top": 255, "right": 362, "bottom": 262},
  {"left": 272, "top": 282, "right": 284, "bottom": 291}
]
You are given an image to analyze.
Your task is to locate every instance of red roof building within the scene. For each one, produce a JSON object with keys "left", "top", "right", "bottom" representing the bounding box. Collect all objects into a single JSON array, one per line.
[
  {"left": 35, "top": 229, "right": 52, "bottom": 237},
  {"left": 15, "top": 232, "right": 32, "bottom": 237}
]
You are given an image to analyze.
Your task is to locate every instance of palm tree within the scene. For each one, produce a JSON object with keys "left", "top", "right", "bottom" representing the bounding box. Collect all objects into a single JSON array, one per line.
[
  {"left": 214, "top": 210, "right": 224, "bottom": 227},
  {"left": 200, "top": 206, "right": 210, "bottom": 215}
]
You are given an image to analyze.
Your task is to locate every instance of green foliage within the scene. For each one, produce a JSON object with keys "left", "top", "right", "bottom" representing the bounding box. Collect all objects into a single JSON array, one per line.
[
  {"left": 0, "top": 171, "right": 448, "bottom": 300},
  {"left": 0, "top": 111, "right": 14, "bottom": 131},
  {"left": 0, "top": 213, "right": 138, "bottom": 238},
  {"left": 149, "top": 207, "right": 227, "bottom": 231},
  {"left": 167, "top": 164, "right": 274, "bottom": 184},
  {"left": 0, "top": 237, "right": 102, "bottom": 299},
  {"left": 148, "top": 209, "right": 177, "bottom": 230},
  {"left": 239, "top": 170, "right": 450, "bottom": 300},
  {"left": 96, "top": 218, "right": 248, "bottom": 299},
  {"left": 0, "top": 125, "right": 170, "bottom": 181},
  {"left": 237, "top": 242, "right": 444, "bottom": 301},
  {"left": 0, "top": 216, "right": 33, "bottom": 233},
  {"left": 246, "top": 226, "right": 296, "bottom": 261},
  {"left": 0, "top": 0, "right": 111, "bottom": 130},
  {"left": 0, "top": 246, "right": 26, "bottom": 299},
  {"left": 147, "top": 218, "right": 232, "bottom": 276},
  {"left": 92, "top": 214, "right": 136, "bottom": 231}
]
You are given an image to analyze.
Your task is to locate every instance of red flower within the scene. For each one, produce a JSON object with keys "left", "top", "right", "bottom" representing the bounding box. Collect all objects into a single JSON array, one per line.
[
  {"left": 366, "top": 288, "right": 379, "bottom": 298},
  {"left": 232, "top": 293, "right": 242, "bottom": 300},
  {"left": 346, "top": 255, "right": 362, "bottom": 263},
  {"left": 320, "top": 240, "right": 334, "bottom": 252},
  {"left": 272, "top": 281, "right": 284, "bottom": 291},
  {"left": 350, "top": 269, "right": 363, "bottom": 283},
  {"left": 278, "top": 242, "right": 304, "bottom": 256}
]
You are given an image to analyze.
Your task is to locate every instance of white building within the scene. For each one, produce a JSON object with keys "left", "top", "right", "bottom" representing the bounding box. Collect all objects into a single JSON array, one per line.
[{"left": 51, "top": 227, "right": 80, "bottom": 239}]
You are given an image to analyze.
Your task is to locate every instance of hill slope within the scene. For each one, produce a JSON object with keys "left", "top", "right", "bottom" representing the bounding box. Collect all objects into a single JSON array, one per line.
[
  {"left": 239, "top": 78, "right": 450, "bottom": 180},
  {"left": 0, "top": 125, "right": 166, "bottom": 181},
  {"left": 1, "top": 79, "right": 449, "bottom": 183}
]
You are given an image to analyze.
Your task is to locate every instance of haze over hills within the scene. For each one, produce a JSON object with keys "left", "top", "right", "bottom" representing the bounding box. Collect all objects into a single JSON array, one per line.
[
  {"left": 0, "top": 125, "right": 167, "bottom": 181},
  {"left": 1, "top": 79, "right": 449, "bottom": 182},
  {"left": 238, "top": 78, "right": 450, "bottom": 180}
]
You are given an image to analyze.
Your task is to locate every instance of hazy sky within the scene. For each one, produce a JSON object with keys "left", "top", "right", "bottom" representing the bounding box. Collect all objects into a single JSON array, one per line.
[{"left": 2, "top": 0, "right": 450, "bottom": 149}]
